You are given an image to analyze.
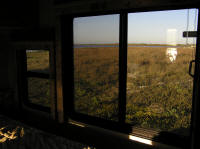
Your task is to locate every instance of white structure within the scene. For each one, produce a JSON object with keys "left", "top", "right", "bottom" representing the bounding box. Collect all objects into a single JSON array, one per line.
[
  {"left": 166, "top": 48, "right": 178, "bottom": 62},
  {"left": 166, "top": 29, "right": 177, "bottom": 46}
]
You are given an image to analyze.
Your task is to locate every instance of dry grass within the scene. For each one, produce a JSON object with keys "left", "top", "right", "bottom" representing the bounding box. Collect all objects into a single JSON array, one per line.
[
  {"left": 26, "top": 51, "right": 50, "bottom": 107},
  {"left": 27, "top": 46, "right": 195, "bottom": 132},
  {"left": 26, "top": 51, "right": 49, "bottom": 72},
  {"left": 74, "top": 46, "right": 195, "bottom": 131},
  {"left": 126, "top": 47, "right": 194, "bottom": 131},
  {"left": 74, "top": 47, "right": 119, "bottom": 120}
]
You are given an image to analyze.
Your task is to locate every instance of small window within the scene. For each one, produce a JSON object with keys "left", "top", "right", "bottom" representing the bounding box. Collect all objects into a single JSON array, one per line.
[{"left": 26, "top": 50, "right": 50, "bottom": 108}]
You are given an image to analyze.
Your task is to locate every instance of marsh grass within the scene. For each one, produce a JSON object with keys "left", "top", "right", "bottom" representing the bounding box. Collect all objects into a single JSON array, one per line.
[
  {"left": 74, "top": 46, "right": 194, "bottom": 132},
  {"left": 26, "top": 51, "right": 50, "bottom": 107},
  {"left": 74, "top": 47, "right": 119, "bottom": 121},
  {"left": 126, "top": 47, "right": 194, "bottom": 131},
  {"left": 26, "top": 47, "right": 195, "bottom": 132},
  {"left": 27, "top": 78, "right": 50, "bottom": 107},
  {"left": 26, "top": 51, "right": 49, "bottom": 72}
]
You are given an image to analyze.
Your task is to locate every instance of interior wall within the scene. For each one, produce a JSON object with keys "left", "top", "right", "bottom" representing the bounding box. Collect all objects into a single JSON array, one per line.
[
  {"left": 39, "top": 0, "right": 56, "bottom": 28},
  {"left": 0, "top": 28, "right": 19, "bottom": 114},
  {"left": 0, "top": 1, "right": 39, "bottom": 27},
  {"left": 0, "top": 30, "right": 12, "bottom": 89}
]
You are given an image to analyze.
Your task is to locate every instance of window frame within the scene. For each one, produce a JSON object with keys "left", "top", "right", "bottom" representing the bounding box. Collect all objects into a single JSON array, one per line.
[{"left": 61, "top": 7, "right": 199, "bottom": 148}]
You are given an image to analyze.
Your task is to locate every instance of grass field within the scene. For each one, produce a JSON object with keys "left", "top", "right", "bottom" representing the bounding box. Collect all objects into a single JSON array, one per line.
[
  {"left": 26, "top": 46, "right": 195, "bottom": 132},
  {"left": 26, "top": 51, "right": 50, "bottom": 107},
  {"left": 74, "top": 47, "right": 119, "bottom": 121},
  {"left": 74, "top": 46, "right": 195, "bottom": 132},
  {"left": 126, "top": 47, "right": 193, "bottom": 131}
]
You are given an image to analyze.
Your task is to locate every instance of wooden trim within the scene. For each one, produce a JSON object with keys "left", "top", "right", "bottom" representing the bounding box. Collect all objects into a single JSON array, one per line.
[
  {"left": 56, "top": 16, "right": 65, "bottom": 123},
  {"left": 60, "top": 15, "right": 74, "bottom": 122},
  {"left": 50, "top": 44, "right": 57, "bottom": 120}
]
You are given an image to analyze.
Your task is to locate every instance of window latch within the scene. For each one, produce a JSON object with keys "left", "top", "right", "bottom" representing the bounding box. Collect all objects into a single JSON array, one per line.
[{"left": 189, "top": 60, "right": 195, "bottom": 78}]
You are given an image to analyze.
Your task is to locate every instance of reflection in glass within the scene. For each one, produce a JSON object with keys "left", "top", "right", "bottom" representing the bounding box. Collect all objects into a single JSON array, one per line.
[
  {"left": 126, "top": 9, "right": 198, "bottom": 134},
  {"left": 28, "top": 77, "right": 50, "bottom": 107},
  {"left": 166, "top": 48, "right": 177, "bottom": 62},
  {"left": 166, "top": 29, "right": 178, "bottom": 62},
  {"left": 73, "top": 15, "right": 119, "bottom": 121}
]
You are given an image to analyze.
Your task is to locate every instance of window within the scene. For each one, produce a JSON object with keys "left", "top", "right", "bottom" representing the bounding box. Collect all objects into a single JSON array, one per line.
[
  {"left": 73, "top": 15, "right": 119, "bottom": 121},
  {"left": 62, "top": 8, "right": 199, "bottom": 148},
  {"left": 25, "top": 50, "right": 51, "bottom": 111},
  {"left": 126, "top": 9, "right": 198, "bottom": 134}
]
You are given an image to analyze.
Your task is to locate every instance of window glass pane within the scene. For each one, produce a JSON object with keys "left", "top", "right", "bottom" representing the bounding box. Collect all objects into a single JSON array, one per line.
[
  {"left": 26, "top": 50, "right": 49, "bottom": 73},
  {"left": 126, "top": 9, "right": 198, "bottom": 134},
  {"left": 28, "top": 77, "right": 50, "bottom": 107},
  {"left": 26, "top": 50, "right": 50, "bottom": 107},
  {"left": 74, "top": 15, "right": 119, "bottom": 121}
]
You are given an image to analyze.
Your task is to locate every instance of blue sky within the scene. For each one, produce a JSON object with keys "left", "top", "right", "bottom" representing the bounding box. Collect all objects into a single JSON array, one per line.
[
  {"left": 74, "top": 14, "right": 119, "bottom": 44},
  {"left": 74, "top": 9, "right": 198, "bottom": 44}
]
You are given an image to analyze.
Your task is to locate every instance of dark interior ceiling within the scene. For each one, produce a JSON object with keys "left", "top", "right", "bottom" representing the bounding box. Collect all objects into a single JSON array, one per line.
[
  {"left": 0, "top": 1, "right": 39, "bottom": 27},
  {"left": 0, "top": 0, "right": 199, "bottom": 28}
]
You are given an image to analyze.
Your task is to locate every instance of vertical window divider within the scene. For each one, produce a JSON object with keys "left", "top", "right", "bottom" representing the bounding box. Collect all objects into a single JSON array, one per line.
[
  {"left": 60, "top": 15, "right": 74, "bottom": 122},
  {"left": 119, "top": 12, "right": 128, "bottom": 124},
  {"left": 50, "top": 46, "right": 57, "bottom": 120},
  {"left": 190, "top": 7, "right": 200, "bottom": 149}
]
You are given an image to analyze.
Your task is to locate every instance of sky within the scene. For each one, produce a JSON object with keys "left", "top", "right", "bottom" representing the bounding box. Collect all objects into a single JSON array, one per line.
[{"left": 73, "top": 9, "right": 198, "bottom": 45}]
